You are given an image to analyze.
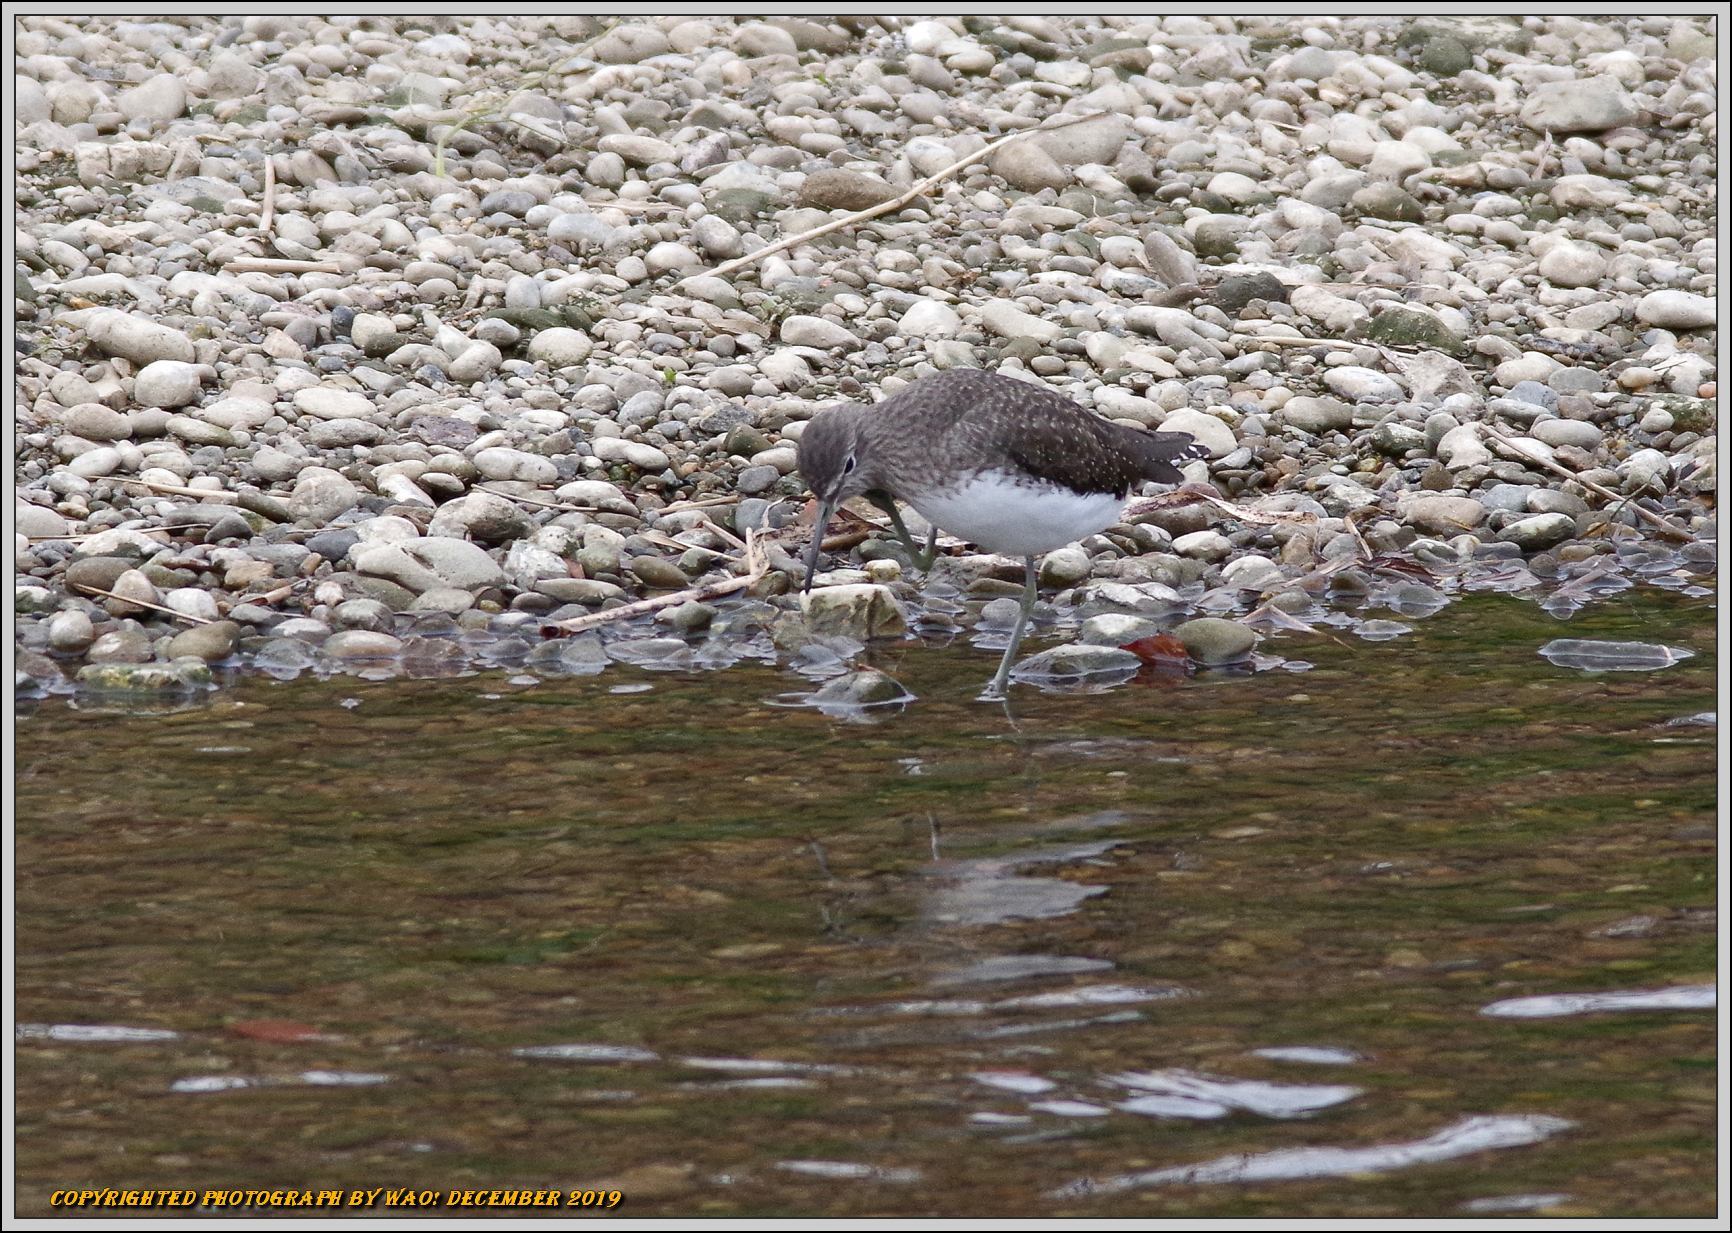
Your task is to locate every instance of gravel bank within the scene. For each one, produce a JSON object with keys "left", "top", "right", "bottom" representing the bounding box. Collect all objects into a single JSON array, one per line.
[{"left": 13, "top": 15, "right": 1717, "bottom": 698}]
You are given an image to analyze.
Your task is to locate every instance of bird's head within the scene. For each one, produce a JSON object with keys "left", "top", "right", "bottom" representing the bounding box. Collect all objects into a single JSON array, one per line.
[{"left": 796, "top": 402, "right": 874, "bottom": 591}]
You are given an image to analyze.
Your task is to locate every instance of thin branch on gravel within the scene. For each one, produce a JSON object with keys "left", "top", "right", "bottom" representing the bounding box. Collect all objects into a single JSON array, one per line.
[
  {"left": 120, "top": 478, "right": 242, "bottom": 502},
  {"left": 1122, "top": 485, "right": 1318, "bottom": 531},
  {"left": 677, "top": 109, "right": 1115, "bottom": 288},
  {"left": 661, "top": 494, "right": 739, "bottom": 513},
  {"left": 258, "top": 153, "right": 276, "bottom": 237},
  {"left": 27, "top": 528, "right": 171, "bottom": 543},
  {"left": 221, "top": 257, "right": 344, "bottom": 275},
  {"left": 72, "top": 583, "right": 214, "bottom": 624},
  {"left": 474, "top": 483, "right": 597, "bottom": 512},
  {"left": 545, "top": 527, "right": 770, "bottom": 635},
  {"left": 1475, "top": 421, "right": 1692, "bottom": 542}
]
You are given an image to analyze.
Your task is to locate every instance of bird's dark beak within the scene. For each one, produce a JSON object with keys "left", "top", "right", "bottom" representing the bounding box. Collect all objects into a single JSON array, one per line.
[{"left": 802, "top": 495, "right": 839, "bottom": 592}]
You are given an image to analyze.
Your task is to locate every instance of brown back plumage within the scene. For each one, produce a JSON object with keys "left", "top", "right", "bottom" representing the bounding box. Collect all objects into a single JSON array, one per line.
[{"left": 857, "top": 369, "right": 1204, "bottom": 497}]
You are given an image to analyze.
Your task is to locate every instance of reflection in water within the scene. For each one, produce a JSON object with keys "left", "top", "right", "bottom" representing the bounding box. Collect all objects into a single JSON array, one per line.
[
  {"left": 1052, "top": 1114, "right": 1575, "bottom": 1195},
  {"left": 1480, "top": 985, "right": 1717, "bottom": 1019},
  {"left": 13, "top": 593, "right": 1716, "bottom": 1217}
]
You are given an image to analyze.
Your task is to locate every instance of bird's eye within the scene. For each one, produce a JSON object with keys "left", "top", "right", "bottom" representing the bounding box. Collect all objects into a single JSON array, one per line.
[{"left": 842, "top": 455, "right": 857, "bottom": 474}]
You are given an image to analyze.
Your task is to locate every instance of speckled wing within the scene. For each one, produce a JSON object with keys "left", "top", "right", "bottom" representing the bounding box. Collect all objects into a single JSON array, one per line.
[{"left": 872, "top": 369, "right": 1203, "bottom": 495}]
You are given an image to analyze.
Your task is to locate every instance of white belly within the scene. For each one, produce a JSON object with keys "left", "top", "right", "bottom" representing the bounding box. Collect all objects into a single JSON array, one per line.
[{"left": 907, "top": 471, "right": 1127, "bottom": 557}]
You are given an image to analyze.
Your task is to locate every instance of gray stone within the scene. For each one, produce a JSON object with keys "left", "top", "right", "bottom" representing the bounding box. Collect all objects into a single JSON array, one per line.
[
  {"left": 800, "top": 584, "right": 908, "bottom": 640},
  {"left": 324, "top": 630, "right": 405, "bottom": 659},
  {"left": 1520, "top": 75, "right": 1639, "bottom": 132},
  {"left": 292, "top": 387, "right": 372, "bottom": 420},
  {"left": 65, "top": 556, "right": 136, "bottom": 593},
  {"left": 117, "top": 74, "right": 187, "bottom": 126},
  {"left": 1537, "top": 242, "right": 1606, "bottom": 288},
  {"left": 1531, "top": 419, "right": 1603, "bottom": 451},
  {"left": 167, "top": 620, "right": 240, "bottom": 663},
  {"left": 1405, "top": 494, "right": 1487, "bottom": 534},
  {"left": 428, "top": 491, "right": 533, "bottom": 544},
  {"left": 1172, "top": 617, "right": 1256, "bottom": 665},
  {"left": 980, "top": 300, "right": 1060, "bottom": 344},
  {"left": 809, "top": 668, "right": 912, "bottom": 708},
  {"left": 15, "top": 503, "right": 69, "bottom": 538},
  {"left": 474, "top": 447, "right": 559, "bottom": 484},
  {"left": 83, "top": 309, "right": 195, "bottom": 364},
  {"left": 779, "top": 314, "right": 861, "bottom": 350},
  {"left": 1499, "top": 512, "right": 1577, "bottom": 550},
  {"left": 48, "top": 608, "right": 95, "bottom": 653},
  {"left": 1281, "top": 396, "right": 1354, "bottom": 434},
  {"left": 1159, "top": 408, "right": 1237, "bottom": 458},
  {"left": 1635, "top": 290, "right": 1715, "bottom": 330},
  {"left": 527, "top": 327, "right": 594, "bottom": 366},
  {"left": 1013, "top": 643, "right": 1142, "bottom": 680},
  {"left": 799, "top": 168, "right": 899, "bottom": 211},
  {"left": 308, "top": 417, "right": 383, "bottom": 448},
  {"left": 989, "top": 140, "right": 1069, "bottom": 192},
  {"left": 592, "top": 23, "right": 671, "bottom": 64},
  {"left": 133, "top": 360, "right": 202, "bottom": 407},
  {"left": 63, "top": 403, "right": 132, "bottom": 441},
  {"left": 592, "top": 437, "right": 671, "bottom": 470},
  {"left": 354, "top": 538, "right": 505, "bottom": 593},
  {"left": 1221, "top": 555, "right": 1284, "bottom": 590},
  {"left": 289, "top": 468, "right": 361, "bottom": 524},
  {"left": 1039, "top": 546, "right": 1092, "bottom": 587},
  {"left": 1436, "top": 423, "right": 1492, "bottom": 469},
  {"left": 1077, "top": 613, "right": 1168, "bottom": 646}
]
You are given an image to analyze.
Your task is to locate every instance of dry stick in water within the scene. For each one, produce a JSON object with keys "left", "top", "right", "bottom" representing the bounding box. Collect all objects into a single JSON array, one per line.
[
  {"left": 678, "top": 110, "right": 1114, "bottom": 287},
  {"left": 1475, "top": 422, "right": 1692, "bottom": 541},
  {"left": 72, "top": 583, "right": 214, "bottom": 625}
]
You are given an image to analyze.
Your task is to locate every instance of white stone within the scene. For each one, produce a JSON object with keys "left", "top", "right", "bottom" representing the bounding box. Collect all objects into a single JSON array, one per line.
[
  {"left": 979, "top": 299, "right": 1059, "bottom": 343},
  {"left": 133, "top": 360, "right": 202, "bottom": 408},
  {"left": 1158, "top": 408, "right": 1237, "bottom": 459},
  {"left": 898, "top": 301, "right": 964, "bottom": 338},
  {"left": 293, "top": 387, "right": 372, "bottom": 420},
  {"left": 1635, "top": 290, "right": 1715, "bottom": 330},
  {"left": 779, "top": 315, "right": 862, "bottom": 349},
  {"left": 527, "top": 328, "right": 594, "bottom": 367}
]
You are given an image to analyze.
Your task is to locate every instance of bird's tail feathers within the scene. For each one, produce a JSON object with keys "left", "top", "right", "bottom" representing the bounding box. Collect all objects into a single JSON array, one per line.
[{"left": 1132, "top": 430, "right": 1210, "bottom": 483}]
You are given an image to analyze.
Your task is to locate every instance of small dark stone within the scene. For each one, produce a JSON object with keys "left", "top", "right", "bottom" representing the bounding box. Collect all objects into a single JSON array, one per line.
[{"left": 1208, "top": 272, "right": 1289, "bottom": 316}]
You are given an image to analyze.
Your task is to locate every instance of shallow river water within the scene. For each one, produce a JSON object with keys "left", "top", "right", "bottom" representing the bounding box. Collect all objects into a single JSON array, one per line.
[{"left": 14, "top": 589, "right": 1717, "bottom": 1218}]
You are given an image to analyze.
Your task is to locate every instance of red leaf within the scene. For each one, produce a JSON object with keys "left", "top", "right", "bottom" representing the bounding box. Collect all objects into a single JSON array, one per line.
[
  {"left": 228, "top": 1019, "right": 331, "bottom": 1043},
  {"left": 1120, "top": 634, "right": 1191, "bottom": 666}
]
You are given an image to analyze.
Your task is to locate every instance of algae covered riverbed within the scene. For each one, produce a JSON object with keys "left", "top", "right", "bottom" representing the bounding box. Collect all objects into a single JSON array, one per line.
[{"left": 12, "top": 588, "right": 1716, "bottom": 1218}]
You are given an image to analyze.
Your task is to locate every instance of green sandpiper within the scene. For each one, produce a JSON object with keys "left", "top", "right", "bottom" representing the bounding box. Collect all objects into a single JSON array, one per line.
[{"left": 797, "top": 368, "right": 1206, "bottom": 697}]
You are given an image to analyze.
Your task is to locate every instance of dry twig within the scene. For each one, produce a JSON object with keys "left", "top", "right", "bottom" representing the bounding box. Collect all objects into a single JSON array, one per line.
[
  {"left": 121, "top": 478, "right": 241, "bottom": 503},
  {"left": 258, "top": 154, "right": 276, "bottom": 238},
  {"left": 1476, "top": 421, "right": 1692, "bottom": 541},
  {"left": 474, "top": 484, "right": 596, "bottom": 512},
  {"left": 221, "top": 257, "right": 344, "bottom": 275},
  {"left": 546, "top": 528, "right": 770, "bottom": 635},
  {"left": 72, "top": 583, "right": 214, "bottom": 625},
  {"left": 678, "top": 110, "right": 1115, "bottom": 287}
]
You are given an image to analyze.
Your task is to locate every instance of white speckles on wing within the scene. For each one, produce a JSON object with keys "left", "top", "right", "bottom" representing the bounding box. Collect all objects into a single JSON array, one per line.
[{"left": 909, "top": 471, "right": 1126, "bottom": 557}]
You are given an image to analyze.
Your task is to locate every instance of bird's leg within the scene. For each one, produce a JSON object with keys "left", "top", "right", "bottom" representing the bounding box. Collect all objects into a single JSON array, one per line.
[
  {"left": 986, "top": 555, "right": 1039, "bottom": 699},
  {"left": 869, "top": 495, "right": 937, "bottom": 572}
]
